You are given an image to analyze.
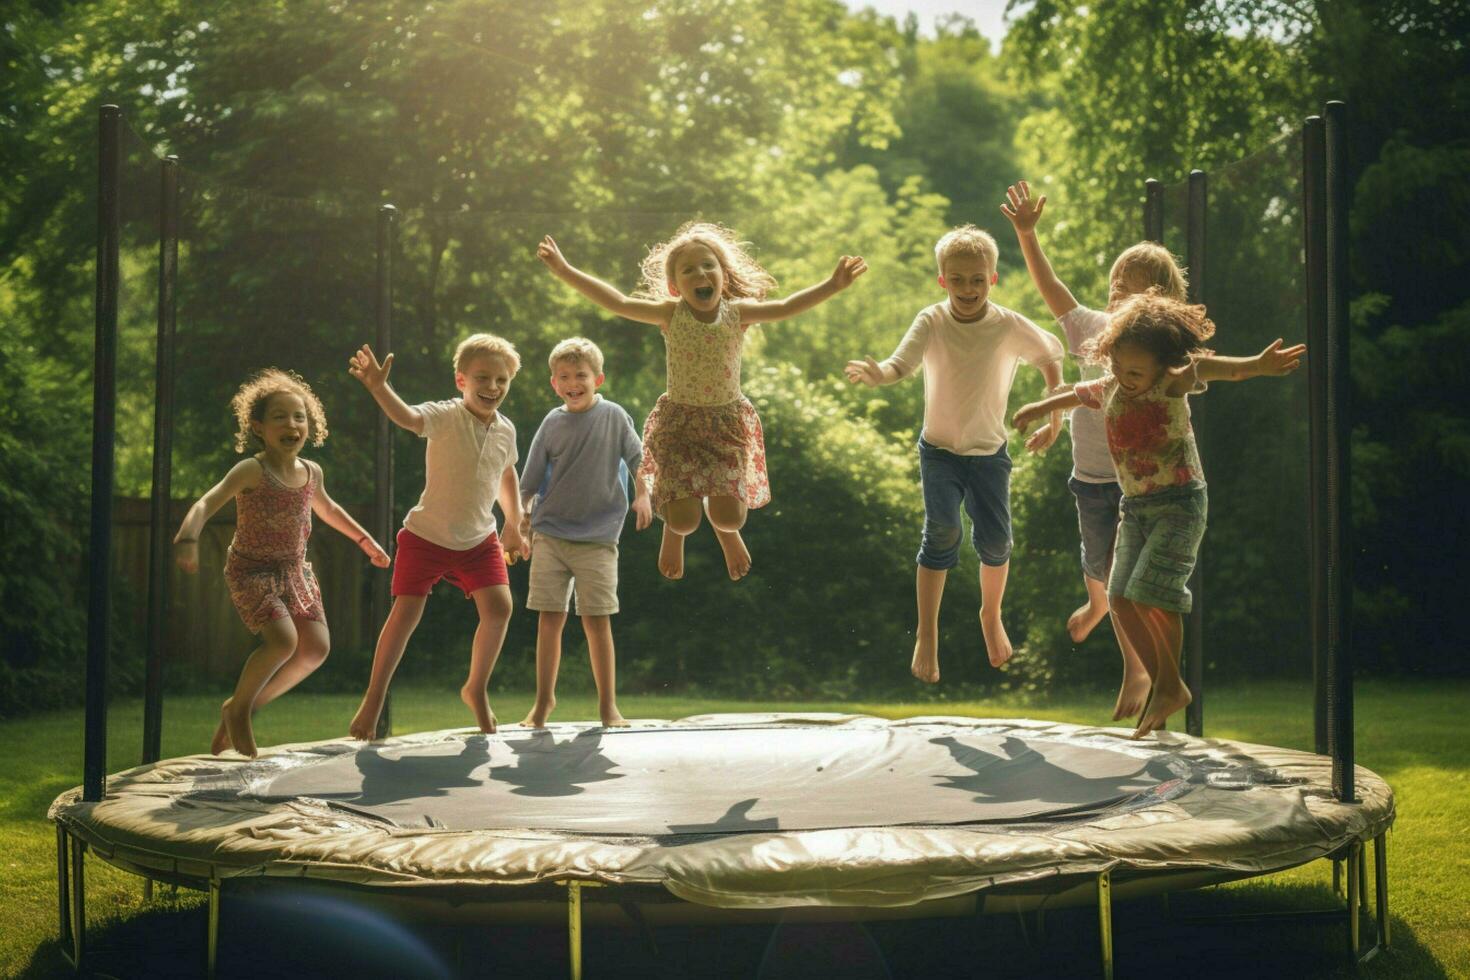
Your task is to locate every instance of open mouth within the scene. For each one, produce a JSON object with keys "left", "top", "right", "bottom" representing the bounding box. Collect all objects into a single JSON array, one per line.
[{"left": 695, "top": 286, "right": 715, "bottom": 301}]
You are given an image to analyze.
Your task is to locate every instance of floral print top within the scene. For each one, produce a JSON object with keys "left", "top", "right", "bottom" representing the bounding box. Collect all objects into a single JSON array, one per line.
[
  {"left": 1074, "top": 372, "right": 1206, "bottom": 498},
  {"left": 663, "top": 298, "right": 746, "bottom": 406}
]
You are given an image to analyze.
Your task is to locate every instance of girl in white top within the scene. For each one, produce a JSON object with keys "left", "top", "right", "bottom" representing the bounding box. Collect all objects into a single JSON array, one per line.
[{"left": 538, "top": 223, "right": 865, "bottom": 582}]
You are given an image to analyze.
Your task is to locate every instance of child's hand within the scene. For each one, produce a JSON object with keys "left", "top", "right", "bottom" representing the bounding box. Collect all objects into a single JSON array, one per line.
[
  {"left": 1253, "top": 339, "right": 1307, "bottom": 377},
  {"left": 501, "top": 523, "right": 530, "bottom": 565},
  {"left": 537, "top": 235, "right": 570, "bottom": 276},
  {"left": 1000, "top": 180, "right": 1046, "bottom": 233},
  {"left": 174, "top": 539, "right": 199, "bottom": 574},
  {"left": 632, "top": 493, "right": 653, "bottom": 531},
  {"left": 349, "top": 345, "right": 393, "bottom": 390},
  {"left": 829, "top": 255, "right": 868, "bottom": 291},
  {"left": 1025, "top": 420, "right": 1059, "bottom": 454},
  {"left": 361, "top": 537, "right": 391, "bottom": 568},
  {"left": 843, "top": 356, "right": 883, "bottom": 387},
  {"left": 1011, "top": 402, "right": 1045, "bottom": 434}
]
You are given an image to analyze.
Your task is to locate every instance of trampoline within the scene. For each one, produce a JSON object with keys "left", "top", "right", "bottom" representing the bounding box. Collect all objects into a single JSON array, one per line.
[{"left": 51, "top": 714, "right": 1394, "bottom": 974}]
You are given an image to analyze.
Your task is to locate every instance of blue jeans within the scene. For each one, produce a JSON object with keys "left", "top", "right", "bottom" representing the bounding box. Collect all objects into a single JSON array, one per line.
[
  {"left": 1068, "top": 476, "right": 1123, "bottom": 582},
  {"left": 916, "top": 437, "right": 1012, "bottom": 569}
]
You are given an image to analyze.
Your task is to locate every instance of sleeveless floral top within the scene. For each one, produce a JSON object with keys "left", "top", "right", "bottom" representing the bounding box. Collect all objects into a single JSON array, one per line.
[
  {"left": 231, "top": 459, "right": 317, "bottom": 561},
  {"left": 1074, "top": 374, "right": 1206, "bottom": 498},
  {"left": 663, "top": 298, "right": 745, "bottom": 406}
]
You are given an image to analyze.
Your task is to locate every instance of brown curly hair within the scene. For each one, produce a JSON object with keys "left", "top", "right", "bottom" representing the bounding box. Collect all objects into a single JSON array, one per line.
[
  {"left": 1085, "top": 290, "right": 1216, "bottom": 369},
  {"left": 231, "top": 368, "right": 329, "bottom": 453},
  {"left": 634, "top": 221, "right": 777, "bottom": 301}
]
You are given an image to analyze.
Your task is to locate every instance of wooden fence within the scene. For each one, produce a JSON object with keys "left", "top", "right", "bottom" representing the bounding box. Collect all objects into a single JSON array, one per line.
[{"left": 113, "top": 498, "right": 375, "bottom": 681}]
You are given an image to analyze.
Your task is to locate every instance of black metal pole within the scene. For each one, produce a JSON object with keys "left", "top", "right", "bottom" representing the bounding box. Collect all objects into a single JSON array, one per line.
[
  {"left": 1324, "top": 101, "right": 1354, "bottom": 802},
  {"left": 373, "top": 204, "right": 397, "bottom": 740},
  {"left": 1303, "top": 116, "right": 1330, "bottom": 758},
  {"left": 1184, "top": 169, "right": 1207, "bottom": 738},
  {"left": 1144, "top": 179, "right": 1164, "bottom": 243},
  {"left": 143, "top": 156, "right": 180, "bottom": 766},
  {"left": 85, "top": 105, "right": 122, "bottom": 802}
]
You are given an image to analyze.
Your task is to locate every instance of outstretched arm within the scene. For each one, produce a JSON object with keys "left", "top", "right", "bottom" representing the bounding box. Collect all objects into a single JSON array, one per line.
[
  {"left": 309, "top": 466, "right": 390, "bottom": 567},
  {"left": 738, "top": 255, "right": 867, "bottom": 325},
  {"left": 537, "top": 236, "right": 674, "bottom": 326},
  {"left": 349, "top": 345, "right": 424, "bottom": 434},
  {"left": 173, "top": 459, "right": 261, "bottom": 573},
  {"left": 1012, "top": 387, "right": 1083, "bottom": 435},
  {"left": 1023, "top": 359, "right": 1067, "bottom": 453},
  {"left": 1001, "top": 181, "right": 1078, "bottom": 320},
  {"left": 1167, "top": 339, "right": 1306, "bottom": 395}
]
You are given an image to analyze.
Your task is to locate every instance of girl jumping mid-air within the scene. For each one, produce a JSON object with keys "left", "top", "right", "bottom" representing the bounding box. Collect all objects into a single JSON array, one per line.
[
  {"left": 1011, "top": 294, "right": 1304, "bottom": 738},
  {"left": 537, "top": 223, "right": 865, "bottom": 580},
  {"left": 175, "top": 369, "right": 389, "bottom": 757}
]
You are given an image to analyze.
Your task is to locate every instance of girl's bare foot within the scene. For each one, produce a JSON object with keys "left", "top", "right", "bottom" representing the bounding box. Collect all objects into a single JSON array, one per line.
[
  {"left": 1067, "top": 599, "right": 1110, "bottom": 643},
  {"left": 980, "top": 613, "right": 1013, "bottom": 668},
  {"left": 211, "top": 702, "right": 232, "bottom": 755},
  {"left": 461, "top": 683, "right": 498, "bottom": 733},
  {"left": 599, "top": 705, "right": 630, "bottom": 728},
  {"left": 520, "top": 697, "right": 556, "bottom": 728},
  {"left": 223, "top": 698, "right": 257, "bottom": 758},
  {"left": 348, "top": 698, "right": 384, "bottom": 741},
  {"left": 911, "top": 634, "right": 940, "bottom": 683},
  {"left": 1132, "top": 682, "right": 1191, "bottom": 739},
  {"left": 658, "top": 525, "right": 685, "bottom": 580},
  {"left": 713, "top": 527, "right": 752, "bottom": 580},
  {"left": 1112, "top": 672, "right": 1152, "bottom": 721}
]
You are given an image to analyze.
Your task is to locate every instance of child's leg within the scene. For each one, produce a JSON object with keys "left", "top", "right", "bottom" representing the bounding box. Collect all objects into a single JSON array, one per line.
[
  {"left": 705, "top": 495, "right": 751, "bottom": 580},
  {"left": 658, "top": 497, "right": 703, "bottom": 580},
  {"left": 1069, "top": 574, "right": 1112, "bottom": 643},
  {"left": 220, "top": 616, "right": 299, "bottom": 758},
  {"left": 213, "top": 618, "right": 330, "bottom": 753},
  {"left": 912, "top": 565, "right": 947, "bottom": 683},
  {"left": 1132, "top": 603, "right": 1189, "bottom": 738},
  {"left": 521, "top": 610, "right": 567, "bottom": 728},
  {"left": 1109, "top": 601, "right": 1152, "bottom": 721},
  {"left": 977, "top": 561, "right": 1013, "bottom": 668},
  {"left": 348, "top": 595, "right": 427, "bottom": 740},
  {"left": 961, "top": 448, "right": 1015, "bottom": 668},
  {"left": 1067, "top": 478, "right": 1121, "bottom": 643},
  {"left": 581, "top": 614, "right": 628, "bottom": 727},
  {"left": 460, "top": 584, "right": 513, "bottom": 734}
]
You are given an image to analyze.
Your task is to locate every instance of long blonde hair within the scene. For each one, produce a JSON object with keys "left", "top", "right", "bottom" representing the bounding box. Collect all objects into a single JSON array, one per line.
[{"left": 635, "top": 221, "right": 776, "bottom": 301}]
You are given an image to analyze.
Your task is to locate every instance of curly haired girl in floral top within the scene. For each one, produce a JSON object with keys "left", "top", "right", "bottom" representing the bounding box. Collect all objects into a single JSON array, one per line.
[
  {"left": 1012, "top": 293, "right": 1305, "bottom": 738},
  {"left": 538, "top": 224, "right": 866, "bottom": 581},
  {"left": 174, "top": 369, "right": 389, "bottom": 757}
]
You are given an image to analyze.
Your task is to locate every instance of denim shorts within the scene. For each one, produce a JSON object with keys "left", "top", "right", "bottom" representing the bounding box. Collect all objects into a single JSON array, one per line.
[
  {"left": 1068, "top": 476, "right": 1123, "bottom": 582},
  {"left": 1108, "top": 486, "right": 1207, "bottom": 613},
  {"left": 916, "top": 437, "right": 1012, "bottom": 569}
]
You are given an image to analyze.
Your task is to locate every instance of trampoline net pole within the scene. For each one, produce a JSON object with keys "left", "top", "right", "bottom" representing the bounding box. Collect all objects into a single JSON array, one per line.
[
  {"left": 1304, "top": 116, "right": 1330, "bottom": 758},
  {"left": 1144, "top": 178, "right": 1164, "bottom": 243},
  {"left": 373, "top": 204, "right": 397, "bottom": 741},
  {"left": 1184, "top": 169, "right": 1207, "bottom": 738}
]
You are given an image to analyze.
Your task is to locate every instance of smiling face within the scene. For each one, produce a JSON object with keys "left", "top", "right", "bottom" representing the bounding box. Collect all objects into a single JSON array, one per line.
[
  {"left": 550, "top": 357, "right": 604, "bottom": 413},
  {"left": 457, "top": 354, "right": 515, "bottom": 422},
  {"left": 938, "top": 254, "right": 997, "bottom": 322},
  {"left": 1109, "top": 342, "right": 1167, "bottom": 397},
  {"left": 251, "top": 391, "right": 309, "bottom": 457},
  {"left": 668, "top": 242, "right": 727, "bottom": 316}
]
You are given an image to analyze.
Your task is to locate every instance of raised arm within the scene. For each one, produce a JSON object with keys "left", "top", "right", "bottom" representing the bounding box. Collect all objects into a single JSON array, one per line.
[
  {"left": 349, "top": 345, "right": 424, "bottom": 434},
  {"left": 738, "top": 255, "right": 867, "bottom": 325},
  {"left": 308, "top": 464, "right": 390, "bottom": 567},
  {"left": 844, "top": 309, "right": 926, "bottom": 387},
  {"left": 1166, "top": 339, "right": 1306, "bottom": 395},
  {"left": 1001, "top": 181, "right": 1079, "bottom": 320},
  {"left": 173, "top": 459, "right": 261, "bottom": 573},
  {"left": 537, "top": 235, "right": 674, "bottom": 326}
]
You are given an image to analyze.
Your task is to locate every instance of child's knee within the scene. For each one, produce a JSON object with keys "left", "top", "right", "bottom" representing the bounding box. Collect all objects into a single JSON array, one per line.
[
  {"left": 664, "top": 499, "right": 702, "bottom": 535},
  {"left": 705, "top": 497, "right": 746, "bottom": 532},
  {"left": 477, "top": 587, "right": 514, "bottom": 621},
  {"left": 918, "top": 521, "right": 963, "bottom": 568}
]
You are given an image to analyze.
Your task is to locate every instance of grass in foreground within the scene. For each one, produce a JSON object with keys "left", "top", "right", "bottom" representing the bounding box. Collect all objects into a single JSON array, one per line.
[{"left": 2, "top": 680, "right": 1466, "bottom": 977}]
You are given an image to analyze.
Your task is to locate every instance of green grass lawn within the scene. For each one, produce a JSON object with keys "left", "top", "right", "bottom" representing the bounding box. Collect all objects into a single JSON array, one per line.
[{"left": 3, "top": 681, "right": 1467, "bottom": 978}]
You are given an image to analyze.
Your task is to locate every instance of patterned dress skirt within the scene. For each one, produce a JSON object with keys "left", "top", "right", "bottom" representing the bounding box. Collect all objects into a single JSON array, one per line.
[
  {"left": 638, "top": 393, "right": 771, "bottom": 516},
  {"left": 224, "top": 548, "right": 326, "bottom": 633}
]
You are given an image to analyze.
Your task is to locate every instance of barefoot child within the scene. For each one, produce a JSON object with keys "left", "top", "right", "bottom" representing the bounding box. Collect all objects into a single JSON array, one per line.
[
  {"left": 1011, "top": 293, "right": 1305, "bottom": 737},
  {"left": 845, "top": 225, "right": 1064, "bottom": 681},
  {"left": 347, "top": 335, "right": 529, "bottom": 739},
  {"left": 174, "top": 369, "right": 390, "bottom": 757},
  {"left": 538, "top": 224, "right": 865, "bottom": 581},
  {"left": 517, "top": 338, "right": 652, "bottom": 729},
  {"left": 1001, "top": 179, "right": 1188, "bottom": 721}
]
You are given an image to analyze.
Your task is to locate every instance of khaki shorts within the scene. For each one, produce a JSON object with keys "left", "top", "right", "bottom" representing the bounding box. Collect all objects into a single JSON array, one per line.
[{"left": 526, "top": 534, "right": 620, "bottom": 616}]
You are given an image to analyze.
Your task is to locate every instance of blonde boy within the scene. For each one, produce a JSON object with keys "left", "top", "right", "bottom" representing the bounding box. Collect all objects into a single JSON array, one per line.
[
  {"left": 845, "top": 225, "right": 1064, "bottom": 682},
  {"left": 518, "top": 338, "right": 651, "bottom": 728},
  {"left": 347, "top": 333, "right": 528, "bottom": 737}
]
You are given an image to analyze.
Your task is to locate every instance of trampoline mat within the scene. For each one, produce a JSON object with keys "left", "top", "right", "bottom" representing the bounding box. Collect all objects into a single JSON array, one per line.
[{"left": 246, "top": 724, "right": 1184, "bottom": 834}]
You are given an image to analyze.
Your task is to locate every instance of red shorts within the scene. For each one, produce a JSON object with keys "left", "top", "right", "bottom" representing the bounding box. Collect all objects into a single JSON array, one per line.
[{"left": 392, "top": 528, "right": 509, "bottom": 598}]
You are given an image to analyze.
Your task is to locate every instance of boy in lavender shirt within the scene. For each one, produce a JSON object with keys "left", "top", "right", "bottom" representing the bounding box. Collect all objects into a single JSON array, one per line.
[{"left": 518, "top": 338, "right": 651, "bottom": 728}]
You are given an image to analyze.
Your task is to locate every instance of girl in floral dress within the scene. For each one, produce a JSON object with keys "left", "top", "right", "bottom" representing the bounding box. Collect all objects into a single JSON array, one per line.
[
  {"left": 1011, "top": 293, "right": 1305, "bottom": 738},
  {"left": 537, "top": 224, "right": 865, "bottom": 580},
  {"left": 174, "top": 369, "right": 389, "bottom": 757}
]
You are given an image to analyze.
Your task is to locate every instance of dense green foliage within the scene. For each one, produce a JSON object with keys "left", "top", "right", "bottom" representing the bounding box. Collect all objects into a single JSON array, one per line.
[{"left": 1, "top": 0, "right": 1465, "bottom": 713}]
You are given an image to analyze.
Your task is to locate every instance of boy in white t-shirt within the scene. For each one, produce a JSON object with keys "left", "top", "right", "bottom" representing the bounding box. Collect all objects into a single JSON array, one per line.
[
  {"left": 846, "top": 225, "right": 1064, "bottom": 682},
  {"left": 346, "top": 333, "right": 529, "bottom": 739}
]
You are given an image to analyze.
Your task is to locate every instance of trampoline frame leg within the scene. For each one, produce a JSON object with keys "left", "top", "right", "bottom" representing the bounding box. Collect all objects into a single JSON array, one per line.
[
  {"left": 564, "top": 880, "right": 600, "bottom": 980},
  {"left": 207, "top": 874, "right": 220, "bottom": 979},
  {"left": 1346, "top": 840, "right": 1360, "bottom": 955},
  {"left": 56, "top": 824, "right": 85, "bottom": 970},
  {"left": 1374, "top": 832, "right": 1391, "bottom": 948},
  {"left": 1097, "top": 870, "right": 1113, "bottom": 980}
]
